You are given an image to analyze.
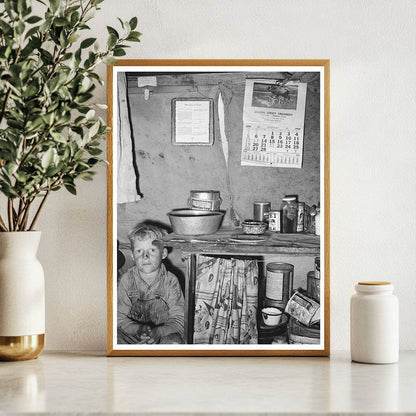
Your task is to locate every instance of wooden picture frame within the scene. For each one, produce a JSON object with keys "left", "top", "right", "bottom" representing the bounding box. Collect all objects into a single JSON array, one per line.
[
  {"left": 107, "top": 60, "right": 330, "bottom": 356},
  {"left": 171, "top": 98, "right": 214, "bottom": 146}
]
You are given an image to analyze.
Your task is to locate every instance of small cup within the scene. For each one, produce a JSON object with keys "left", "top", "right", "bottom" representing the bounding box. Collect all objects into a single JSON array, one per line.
[
  {"left": 253, "top": 201, "right": 271, "bottom": 222},
  {"left": 262, "top": 307, "right": 283, "bottom": 326}
]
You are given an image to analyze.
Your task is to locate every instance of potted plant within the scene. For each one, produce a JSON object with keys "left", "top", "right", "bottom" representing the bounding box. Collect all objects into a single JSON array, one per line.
[{"left": 0, "top": 0, "right": 140, "bottom": 360}]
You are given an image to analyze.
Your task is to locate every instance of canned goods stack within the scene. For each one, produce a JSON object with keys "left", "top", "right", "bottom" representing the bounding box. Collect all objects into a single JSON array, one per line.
[
  {"left": 285, "top": 256, "right": 321, "bottom": 345},
  {"left": 264, "top": 262, "right": 294, "bottom": 310},
  {"left": 250, "top": 195, "right": 317, "bottom": 234},
  {"left": 257, "top": 262, "right": 294, "bottom": 344},
  {"left": 188, "top": 190, "right": 222, "bottom": 211}
]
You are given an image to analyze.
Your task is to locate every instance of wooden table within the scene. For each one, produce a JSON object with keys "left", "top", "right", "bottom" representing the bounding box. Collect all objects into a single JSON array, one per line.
[{"left": 163, "top": 228, "right": 320, "bottom": 343}]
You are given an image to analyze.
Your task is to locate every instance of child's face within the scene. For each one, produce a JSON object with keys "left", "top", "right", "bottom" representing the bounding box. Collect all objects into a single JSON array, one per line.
[{"left": 131, "top": 237, "right": 167, "bottom": 275}]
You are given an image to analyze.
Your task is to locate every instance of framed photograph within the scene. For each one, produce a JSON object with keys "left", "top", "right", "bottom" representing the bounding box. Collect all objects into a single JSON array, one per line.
[
  {"left": 107, "top": 60, "right": 330, "bottom": 356},
  {"left": 171, "top": 98, "right": 214, "bottom": 145}
]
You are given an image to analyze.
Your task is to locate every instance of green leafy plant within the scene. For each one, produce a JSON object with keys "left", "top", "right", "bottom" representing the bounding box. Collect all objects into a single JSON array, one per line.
[{"left": 0, "top": 0, "right": 140, "bottom": 231}]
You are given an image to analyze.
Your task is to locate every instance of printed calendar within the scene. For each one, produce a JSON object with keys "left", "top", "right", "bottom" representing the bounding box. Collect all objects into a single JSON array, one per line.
[{"left": 241, "top": 79, "right": 307, "bottom": 168}]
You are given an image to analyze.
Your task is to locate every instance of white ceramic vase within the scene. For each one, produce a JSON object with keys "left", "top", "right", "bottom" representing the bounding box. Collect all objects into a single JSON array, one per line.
[{"left": 0, "top": 231, "right": 45, "bottom": 360}]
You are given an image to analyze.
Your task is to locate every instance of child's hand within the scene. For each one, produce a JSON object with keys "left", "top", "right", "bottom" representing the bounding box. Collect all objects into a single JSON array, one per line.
[
  {"left": 137, "top": 325, "right": 152, "bottom": 344},
  {"left": 146, "top": 327, "right": 164, "bottom": 344}
]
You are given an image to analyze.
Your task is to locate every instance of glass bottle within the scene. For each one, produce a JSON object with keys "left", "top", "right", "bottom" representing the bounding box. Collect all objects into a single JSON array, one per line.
[{"left": 281, "top": 195, "right": 298, "bottom": 233}]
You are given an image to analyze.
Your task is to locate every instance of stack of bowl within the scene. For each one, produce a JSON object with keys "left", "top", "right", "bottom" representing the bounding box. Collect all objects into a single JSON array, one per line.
[{"left": 167, "top": 190, "right": 224, "bottom": 235}]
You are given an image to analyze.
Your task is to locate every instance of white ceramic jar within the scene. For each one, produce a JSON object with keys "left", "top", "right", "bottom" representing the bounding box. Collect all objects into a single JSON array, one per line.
[{"left": 350, "top": 281, "right": 399, "bottom": 364}]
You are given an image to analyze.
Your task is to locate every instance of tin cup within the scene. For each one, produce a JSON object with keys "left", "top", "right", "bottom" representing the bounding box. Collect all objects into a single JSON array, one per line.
[
  {"left": 253, "top": 201, "right": 271, "bottom": 222},
  {"left": 262, "top": 307, "right": 283, "bottom": 326}
]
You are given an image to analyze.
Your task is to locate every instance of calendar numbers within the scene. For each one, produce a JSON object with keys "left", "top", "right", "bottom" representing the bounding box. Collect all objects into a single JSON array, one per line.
[{"left": 241, "top": 124, "right": 303, "bottom": 168}]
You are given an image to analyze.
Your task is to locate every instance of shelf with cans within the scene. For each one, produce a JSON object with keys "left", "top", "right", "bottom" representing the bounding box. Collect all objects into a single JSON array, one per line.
[
  {"left": 251, "top": 196, "right": 322, "bottom": 345},
  {"left": 164, "top": 190, "right": 322, "bottom": 344},
  {"left": 257, "top": 257, "right": 321, "bottom": 345},
  {"left": 253, "top": 196, "right": 321, "bottom": 236}
]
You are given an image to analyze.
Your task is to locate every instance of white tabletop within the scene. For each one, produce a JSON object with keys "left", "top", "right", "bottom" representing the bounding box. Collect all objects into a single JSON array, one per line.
[{"left": 0, "top": 350, "right": 415, "bottom": 415}]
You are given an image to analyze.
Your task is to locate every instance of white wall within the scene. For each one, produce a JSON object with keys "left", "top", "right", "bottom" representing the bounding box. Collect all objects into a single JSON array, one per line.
[{"left": 38, "top": 0, "right": 416, "bottom": 352}]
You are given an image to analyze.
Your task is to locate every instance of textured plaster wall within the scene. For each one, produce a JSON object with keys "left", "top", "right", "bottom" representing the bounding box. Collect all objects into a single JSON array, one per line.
[
  {"left": 37, "top": 0, "right": 416, "bottom": 352},
  {"left": 119, "top": 73, "right": 320, "bottom": 236},
  {"left": 118, "top": 71, "right": 321, "bottom": 294}
]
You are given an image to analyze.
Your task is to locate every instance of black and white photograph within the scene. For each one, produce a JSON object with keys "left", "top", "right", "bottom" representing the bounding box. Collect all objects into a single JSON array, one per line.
[
  {"left": 251, "top": 81, "right": 298, "bottom": 110},
  {"left": 107, "top": 60, "right": 330, "bottom": 356}
]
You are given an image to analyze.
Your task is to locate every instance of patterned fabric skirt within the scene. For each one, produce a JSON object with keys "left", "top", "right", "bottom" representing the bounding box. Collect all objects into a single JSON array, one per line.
[{"left": 193, "top": 255, "right": 258, "bottom": 344}]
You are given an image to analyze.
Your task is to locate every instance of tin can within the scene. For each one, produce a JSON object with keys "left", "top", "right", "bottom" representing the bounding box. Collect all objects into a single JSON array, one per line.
[
  {"left": 188, "top": 190, "right": 222, "bottom": 211},
  {"left": 253, "top": 201, "right": 271, "bottom": 222},
  {"left": 268, "top": 210, "right": 281, "bottom": 232},
  {"left": 265, "top": 262, "right": 294, "bottom": 310},
  {"left": 307, "top": 270, "right": 320, "bottom": 302},
  {"left": 285, "top": 291, "right": 320, "bottom": 327},
  {"left": 288, "top": 316, "right": 320, "bottom": 344}
]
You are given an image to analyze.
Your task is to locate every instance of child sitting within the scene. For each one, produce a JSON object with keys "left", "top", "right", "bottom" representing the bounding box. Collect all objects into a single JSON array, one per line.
[{"left": 117, "top": 223, "right": 184, "bottom": 344}]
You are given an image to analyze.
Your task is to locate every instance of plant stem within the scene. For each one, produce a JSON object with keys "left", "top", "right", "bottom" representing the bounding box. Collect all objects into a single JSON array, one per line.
[
  {"left": 29, "top": 190, "right": 50, "bottom": 231},
  {"left": 0, "top": 89, "right": 12, "bottom": 126},
  {"left": 15, "top": 199, "right": 28, "bottom": 231},
  {"left": 14, "top": 199, "right": 23, "bottom": 230},
  {"left": 0, "top": 214, "right": 8, "bottom": 232},
  {"left": 20, "top": 199, "right": 33, "bottom": 231},
  {"left": 18, "top": 120, "right": 58, "bottom": 169},
  {"left": 7, "top": 199, "right": 14, "bottom": 231}
]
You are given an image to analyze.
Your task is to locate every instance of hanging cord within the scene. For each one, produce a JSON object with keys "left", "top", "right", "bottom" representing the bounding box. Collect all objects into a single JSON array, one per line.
[{"left": 218, "top": 83, "right": 240, "bottom": 227}]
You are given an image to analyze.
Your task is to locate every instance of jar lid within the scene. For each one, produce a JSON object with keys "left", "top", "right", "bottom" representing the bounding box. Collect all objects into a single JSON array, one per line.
[
  {"left": 355, "top": 281, "right": 394, "bottom": 293},
  {"left": 282, "top": 195, "right": 298, "bottom": 202},
  {"left": 266, "top": 262, "right": 294, "bottom": 272}
]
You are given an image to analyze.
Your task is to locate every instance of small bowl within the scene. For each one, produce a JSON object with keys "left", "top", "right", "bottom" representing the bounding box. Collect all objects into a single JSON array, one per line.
[{"left": 242, "top": 219, "right": 267, "bottom": 235}]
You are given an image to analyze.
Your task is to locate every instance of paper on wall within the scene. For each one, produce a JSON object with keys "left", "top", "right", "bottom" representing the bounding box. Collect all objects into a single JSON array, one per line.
[
  {"left": 241, "top": 79, "right": 307, "bottom": 168},
  {"left": 175, "top": 100, "right": 211, "bottom": 144}
]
